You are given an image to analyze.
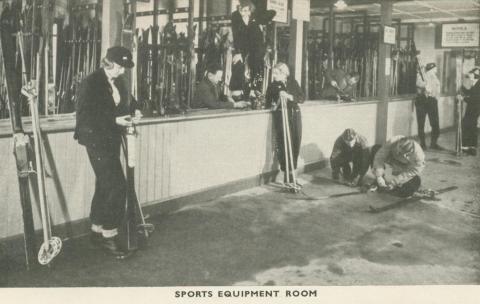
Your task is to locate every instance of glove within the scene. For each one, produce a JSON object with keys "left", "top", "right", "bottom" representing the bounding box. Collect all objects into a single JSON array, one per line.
[
  {"left": 115, "top": 115, "right": 133, "bottom": 127},
  {"left": 376, "top": 176, "right": 387, "bottom": 188}
]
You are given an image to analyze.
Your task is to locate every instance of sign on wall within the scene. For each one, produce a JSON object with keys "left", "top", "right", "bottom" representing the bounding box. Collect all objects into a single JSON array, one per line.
[
  {"left": 267, "top": 0, "right": 288, "bottom": 23},
  {"left": 441, "top": 23, "right": 480, "bottom": 48},
  {"left": 292, "top": 0, "right": 310, "bottom": 22},
  {"left": 383, "top": 26, "right": 396, "bottom": 45}
]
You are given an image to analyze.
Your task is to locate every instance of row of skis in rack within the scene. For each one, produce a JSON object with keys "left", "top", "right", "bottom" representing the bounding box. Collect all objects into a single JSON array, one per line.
[
  {"left": 135, "top": 22, "right": 192, "bottom": 116},
  {"left": 306, "top": 31, "right": 418, "bottom": 100},
  {"left": 134, "top": 20, "right": 276, "bottom": 115},
  {"left": 0, "top": 1, "right": 102, "bottom": 118}
]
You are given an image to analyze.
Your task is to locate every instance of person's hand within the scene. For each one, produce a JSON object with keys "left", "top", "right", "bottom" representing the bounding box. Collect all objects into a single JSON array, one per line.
[
  {"left": 456, "top": 94, "right": 464, "bottom": 102},
  {"left": 279, "top": 91, "right": 293, "bottom": 101},
  {"left": 233, "top": 101, "right": 250, "bottom": 109},
  {"left": 132, "top": 110, "right": 143, "bottom": 124},
  {"left": 376, "top": 176, "right": 387, "bottom": 188},
  {"left": 233, "top": 54, "right": 243, "bottom": 64},
  {"left": 385, "top": 182, "right": 394, "bottom": 191},
  {"left": 331, "top": 80, "right": 338, "bottom": 88},
  {"left": 116, "top": 115, "right": 133, "bottom": 127}
]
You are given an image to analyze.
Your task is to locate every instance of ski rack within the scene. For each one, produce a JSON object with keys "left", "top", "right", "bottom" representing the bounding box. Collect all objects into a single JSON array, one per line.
[{"left": 56, "top": 2, "right": 102, "bottom": 114}]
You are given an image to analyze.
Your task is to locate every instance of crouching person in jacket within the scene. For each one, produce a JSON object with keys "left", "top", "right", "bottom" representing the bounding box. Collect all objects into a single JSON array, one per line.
[
  {"left": 371, "top": 136, "right": 425, "bottom": 197},
  {"left": 330, "top": 128, "right": 370, "bottom": 187}
]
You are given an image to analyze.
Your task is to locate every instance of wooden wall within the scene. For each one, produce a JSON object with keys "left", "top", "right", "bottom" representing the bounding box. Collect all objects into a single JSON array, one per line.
[{"left": 0, "top": 98, "right": 456, "bottom": 240}]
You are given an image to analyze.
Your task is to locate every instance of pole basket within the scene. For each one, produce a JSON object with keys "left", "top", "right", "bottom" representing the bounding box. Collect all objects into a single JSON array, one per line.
[{"left": 37, "top": 236, "right": 62, "bottom": 265}]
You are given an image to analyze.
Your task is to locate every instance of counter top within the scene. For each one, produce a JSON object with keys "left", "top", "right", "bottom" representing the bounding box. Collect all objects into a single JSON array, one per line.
[{"left": 0, "top": 96, "right": 418, "bottom": 137}]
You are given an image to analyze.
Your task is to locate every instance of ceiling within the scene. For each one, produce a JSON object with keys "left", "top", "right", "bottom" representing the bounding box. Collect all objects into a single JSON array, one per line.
[{"left": 311, "top": 0, "right": 480, "bottom": 23}]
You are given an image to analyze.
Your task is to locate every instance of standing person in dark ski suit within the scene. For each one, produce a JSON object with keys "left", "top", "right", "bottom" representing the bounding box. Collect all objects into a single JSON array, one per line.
[
  {"left": 415, "top": 62, "right": 442, "bottom": 150},
  {"left": 266, "top": 63, "right": 304, "bottom": 183},
  {"left": 229, "top": 0, "right": 274, "bottom": 102},
  {"left": 458, "top": 67, "right": 480, "bottom": 156},
  {"left": 74, "top": 46, "right": 142, "bottom": 259},
  {"left": 330, "top": 128, "right": 370, "bottom": 186}
]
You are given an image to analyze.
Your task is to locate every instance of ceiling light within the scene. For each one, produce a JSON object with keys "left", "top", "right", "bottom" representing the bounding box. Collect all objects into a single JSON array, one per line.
[
  {"left": 334, "top": 0, "right": 348, "bottom": 10},
  {"left": 428, "top": 20, "right": 435, "bottom": 27}
]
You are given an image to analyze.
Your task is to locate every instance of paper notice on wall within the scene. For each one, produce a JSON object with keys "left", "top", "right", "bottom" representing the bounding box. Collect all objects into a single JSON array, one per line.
[
  {"left": 441, "top": 23, "right": 480, "bottom": 48},
  {"left": 267, "top": 0, "right": 288, "bottom": 23},
  {"left": 292, "top": 0, "right": 310, "bottom": 21}
]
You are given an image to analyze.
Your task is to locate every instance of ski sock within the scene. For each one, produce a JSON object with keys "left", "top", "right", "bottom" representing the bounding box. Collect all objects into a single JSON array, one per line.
[
  {"left": 102, "top": 228, "right": 118, "bottom": 238},
  {"left": 91, "top": 224, "right": 103, "bottom": 233}
]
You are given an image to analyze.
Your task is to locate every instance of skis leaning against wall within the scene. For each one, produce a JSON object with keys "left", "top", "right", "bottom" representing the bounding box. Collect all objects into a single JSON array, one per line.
[{"left": 0, "top": 1, "right": 36, "bottom": 269}]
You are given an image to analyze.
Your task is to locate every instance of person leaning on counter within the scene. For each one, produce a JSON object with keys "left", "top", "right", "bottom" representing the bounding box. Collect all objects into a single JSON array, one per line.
[{"left": 193, "top": 64, "right": 250, "bottom": 110}]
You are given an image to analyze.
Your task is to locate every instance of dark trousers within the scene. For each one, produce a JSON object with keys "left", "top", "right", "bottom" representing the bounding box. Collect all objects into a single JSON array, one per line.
[
  {"left": 274, "top": 106, "right": 302, "bottom": 172},
  {"left": 462, "top": 104, "right": 479, "bottom": 148},
  {"left": 229, "top": 58, "right": 263, "bottom": 93},
  {"left": 330, "top": 150, "right": 370, "bottom": 182},
  {"left": 86, "top": 143, "right": 126, "bottom": 230},
  {"left": 415, "top": 95, "right": 440, "bottom": 146},
  {"left": 371, "top": 144, "right": 421, "bottom": 198}
]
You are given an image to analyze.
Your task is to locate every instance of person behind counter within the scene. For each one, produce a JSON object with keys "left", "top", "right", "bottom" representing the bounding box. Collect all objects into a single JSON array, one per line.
[
  {"left": 458, "top": 67, "right": 480, "bottom": 156},
  {"left": 330, "top": 128, "right": 370, "bottom": 187},
  {"left": 321, "top": 65, "right": 359, "bottom": 102},
  {"left": 371, "top": 136, "right": 425, "bottom": 198},
  {"left": 266, "top": 62, "right": 304, "bottom": 183},
  {"left": 229, "top": 0, "right": 274, "bottom": 103},
  {"left": 74, "top": 46, "right": 142, "bottom": 259},
  {"left": 193, "top": 64, "right": 250, "bottom": 110}
]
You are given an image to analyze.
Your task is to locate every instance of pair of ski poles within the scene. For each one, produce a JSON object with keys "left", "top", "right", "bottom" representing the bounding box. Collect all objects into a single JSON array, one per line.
[
  {"left": 122, "top": 125, "right": 154, "bottom": 251},
  {"left": 279, "top": 94, "right": 301, "bottom": 193},
  {"left": 18, "top": 32, "right": 62, "bottom": 266}
]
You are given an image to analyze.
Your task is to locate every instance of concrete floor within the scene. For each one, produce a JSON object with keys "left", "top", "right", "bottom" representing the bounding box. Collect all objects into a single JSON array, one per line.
[{"left": 1, "top": 132, "right": 480, "bottom": 287}]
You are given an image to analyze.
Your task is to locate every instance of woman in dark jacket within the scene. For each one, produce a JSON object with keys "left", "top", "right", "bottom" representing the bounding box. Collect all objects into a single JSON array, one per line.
[
  {"left": 229, "top": 0, "right": 265, "bottom": 98},
  {"left": 459, "top": 67, "right": 480, "bottom": 156},
  {"left": 266, "top": 63, "right": 304, "bottom": 181},
  {"left": 74, "top": 46, "right": 141, "bottom": 259}
]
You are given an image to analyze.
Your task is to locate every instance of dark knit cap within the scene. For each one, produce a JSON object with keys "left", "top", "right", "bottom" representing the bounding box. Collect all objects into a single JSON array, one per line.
[
  {"left": 469, "top": 67, "right": 480, "bottom": 79},
  {"left": 342, "top": 128, "right": 357, "bottom": 142},
  {"left": 425, "top": 62, "right": 436, "bottom": 72},
  {"left": 106, "top": 46, "right": 134, "bottom": 69}
]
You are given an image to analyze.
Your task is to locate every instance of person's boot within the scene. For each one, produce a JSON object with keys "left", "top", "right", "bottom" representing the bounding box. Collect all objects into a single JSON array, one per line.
[
  {"left": 90, "top": 231, "right": 103, "bottom": 246},
  {"left": 101, "top": 236, "right": 132, "bottom": 259}
]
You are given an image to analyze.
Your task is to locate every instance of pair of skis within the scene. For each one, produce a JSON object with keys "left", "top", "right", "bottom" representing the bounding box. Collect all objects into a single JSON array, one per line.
[{"left": 1, "top": 7, "right": 61, "bottom": 266}]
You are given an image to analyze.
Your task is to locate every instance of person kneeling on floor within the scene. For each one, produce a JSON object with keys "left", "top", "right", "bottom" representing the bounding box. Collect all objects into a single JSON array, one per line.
[
  {"left": 371, "top": 136, "right": 425, "bottom": 197},
  {"left": 330, "top": 128, "right": 370, "bottom": 187}
]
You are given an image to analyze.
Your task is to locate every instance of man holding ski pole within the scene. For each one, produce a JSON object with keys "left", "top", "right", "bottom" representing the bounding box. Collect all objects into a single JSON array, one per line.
[{"left": 74, "top": 46, "right": 142, "bottom": 259}]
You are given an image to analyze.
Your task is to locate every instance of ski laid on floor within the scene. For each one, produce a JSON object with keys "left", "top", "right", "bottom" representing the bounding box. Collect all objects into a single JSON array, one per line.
[
  {"left": 0, "top": 4, "right": 37, "bottom": 270},
  {"left": 368, "top": 186, "right": 458, "bottom": 213}
]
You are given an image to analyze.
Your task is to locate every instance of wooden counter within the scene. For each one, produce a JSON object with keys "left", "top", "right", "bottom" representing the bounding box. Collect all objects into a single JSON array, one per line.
[{"left": 0, "top": 96, "right": 456, "bottom": 241}]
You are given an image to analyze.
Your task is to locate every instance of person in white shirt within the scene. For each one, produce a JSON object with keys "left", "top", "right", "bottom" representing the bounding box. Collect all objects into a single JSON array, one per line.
[{"left": 415, "top": 62, "right": 442, "bottom": 150}]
